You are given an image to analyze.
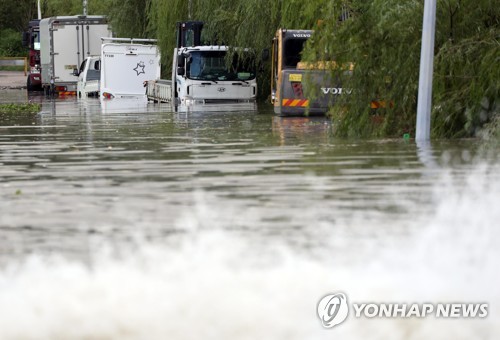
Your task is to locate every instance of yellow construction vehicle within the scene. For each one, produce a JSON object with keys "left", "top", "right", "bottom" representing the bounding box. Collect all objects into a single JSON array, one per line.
[{"left": 265, "top": 28, "right": 352, "bottom": 116}]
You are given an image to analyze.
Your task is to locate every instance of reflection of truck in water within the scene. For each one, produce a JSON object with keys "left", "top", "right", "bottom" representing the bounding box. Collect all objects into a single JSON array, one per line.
[
  {"left": 146, "top": 21, "right": 257, "bottom": 105},
  {"left": 39, "top": 15, "right": 111, "bottom": 95},
  {"left": 267, "top": 28, "right": 351, "bottom": 116},
  {"left": 22, "top": 19, "right": 42, "bottom": 91}
]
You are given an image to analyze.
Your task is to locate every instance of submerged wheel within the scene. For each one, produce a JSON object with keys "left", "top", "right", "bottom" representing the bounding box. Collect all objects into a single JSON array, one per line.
[{"left": 27, "top": 76, "right": 34, "bottom": 91}]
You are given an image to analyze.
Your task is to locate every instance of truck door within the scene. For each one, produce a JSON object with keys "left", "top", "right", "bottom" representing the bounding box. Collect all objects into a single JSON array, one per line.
[
  {"left": 77, "top": 58, "right": 88, "bottom": 96},
  {"left": 51, "top": 23, "right": 79, "bottom": 84},
  {"left": 271, "top": 35, "right": 277, "bottom": 103},
  {"left": 86, "top": 24, "right": 110, "bottom": 57}
]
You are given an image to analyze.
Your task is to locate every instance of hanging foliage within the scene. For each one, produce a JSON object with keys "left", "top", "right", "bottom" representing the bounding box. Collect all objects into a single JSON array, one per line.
[
  {"left": 301, "top": 0, "right": 499, "bottom": 138},
  {"left": 106, "top": 0, "right": 153, "bottom": 39}
]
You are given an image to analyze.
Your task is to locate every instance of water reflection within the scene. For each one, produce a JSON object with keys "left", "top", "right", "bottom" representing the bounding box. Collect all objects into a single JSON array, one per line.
[
  {"left": 272, "top": 116, "right": 332, "bottom": 146},
  {"left": 416, "top": 140, "right": 439, "bottom": 169},
  {"left": 0, "top": 89, "right": 29, "bottom": 103},
  {"left": 174, "top": 101, "right": 258, "bottom": 114},
  {"left": 1, "top": 94, "right": 489, "bottom": 262}
]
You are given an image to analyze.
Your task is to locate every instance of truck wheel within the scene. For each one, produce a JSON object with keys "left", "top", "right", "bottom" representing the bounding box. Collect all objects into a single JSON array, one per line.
[
  {"left": 27, "top": 77, "right": 34, "bottom": 92},
  {"left": 44, "top": 85, "right": 51, "bottom": 97}
]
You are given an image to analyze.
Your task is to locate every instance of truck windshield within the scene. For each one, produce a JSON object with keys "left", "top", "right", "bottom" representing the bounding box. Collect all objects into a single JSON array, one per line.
[
  {"left": 32, "top": 31, "right": 40, "bottom": 50},
  {"left": 186, "top": 51, "right": 256, "bottom": 81},
  {"left": 283, "top": 38, "right": 308, "bottom": 68}
]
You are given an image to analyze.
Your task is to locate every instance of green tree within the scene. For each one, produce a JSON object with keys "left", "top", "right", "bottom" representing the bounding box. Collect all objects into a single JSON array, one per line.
[
  {"left": 0, "top": 0, "right": 35, "bottom": 57},
  {"left": 40, "top": 0, "right": 82, "bottom": 17},
  {"left": 106, "top": 0, "right": 152, "bottom": 39},
  {"left": 0, "top": 29, "right": 25, "bottom": 56},
  {"left": 0, "top": 0, "right": 37, "bottom": 31},
  {"left": 302, "top": 0, "right": 499, "bottom": 138}
]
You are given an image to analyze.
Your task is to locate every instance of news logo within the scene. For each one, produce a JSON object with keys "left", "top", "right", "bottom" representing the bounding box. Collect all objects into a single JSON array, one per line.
[{"left": 317, "top": 293, "right": 349, "bottom": 328}]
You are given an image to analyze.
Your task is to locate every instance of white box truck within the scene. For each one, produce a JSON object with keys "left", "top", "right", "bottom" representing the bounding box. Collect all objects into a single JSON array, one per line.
[
  {"left": 100, "top": 38, "right": 161, "bottom": 99},
  {"left": 40, "top": 15, "right": 111, "bottom": 95}
]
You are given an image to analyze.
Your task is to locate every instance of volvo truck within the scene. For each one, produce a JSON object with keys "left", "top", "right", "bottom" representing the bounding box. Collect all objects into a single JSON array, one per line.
[{"left": 267, "top": 28, "right": 352, "bottom": 116}]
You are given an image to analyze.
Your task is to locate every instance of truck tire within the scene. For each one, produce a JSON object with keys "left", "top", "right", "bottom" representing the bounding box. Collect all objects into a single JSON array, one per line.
[{"left": 27, "top": 76, "right": 34, "bottom": 91}]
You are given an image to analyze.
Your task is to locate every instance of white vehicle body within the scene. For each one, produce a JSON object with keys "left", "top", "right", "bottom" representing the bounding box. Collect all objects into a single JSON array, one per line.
[
  {"left": 100, "top": 97, "right": 149, "bottom": 114},
  {"left": 76, "top": 56, "right": 100, "bottom": 97},
  {"left": 100, "top": 38, "right": 161, "bottom": 99},
  {"left": 172, "top": 45, "right": 257, "bottom": 105},
  {"left": 146, "top": 79, "right": 172, "bottom": 103},
  {"left": 40, "top": 15, "right": 111, "bottom": 93},
  {"left": 146, "top": 21, "right": 257, "bottom": 106}
]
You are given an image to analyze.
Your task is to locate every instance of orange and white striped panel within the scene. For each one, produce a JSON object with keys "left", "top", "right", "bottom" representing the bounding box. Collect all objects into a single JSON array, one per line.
[{"left": 282, "top": 99, "right": 309, "bottom": 107}]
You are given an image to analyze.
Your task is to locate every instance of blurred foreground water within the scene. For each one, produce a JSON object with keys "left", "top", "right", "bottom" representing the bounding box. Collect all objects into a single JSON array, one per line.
[{"left": 0, "top": 91, "right": 498, "bottom": 339}]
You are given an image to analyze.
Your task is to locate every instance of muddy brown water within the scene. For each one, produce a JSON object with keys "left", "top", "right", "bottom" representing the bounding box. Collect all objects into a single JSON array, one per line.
[{"left": 0, "top": 91, "right": 498, "bottom": 339}]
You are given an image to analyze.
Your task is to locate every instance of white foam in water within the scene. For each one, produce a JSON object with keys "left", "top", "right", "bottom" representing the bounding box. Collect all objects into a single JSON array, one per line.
[{"left": 0, "top": 163, "right": 499, "bottom": 339}]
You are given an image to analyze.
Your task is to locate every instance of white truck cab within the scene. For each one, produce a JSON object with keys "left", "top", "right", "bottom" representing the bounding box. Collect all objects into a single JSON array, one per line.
[
  {"left": 75, "top": 56, "right": 101, "bottom": 98},
  {"left": 171, "top": 21, "right": 257, "bottom": 105},
  {"left": 174, "top": 45, "right": 257, "bottom": 104}
]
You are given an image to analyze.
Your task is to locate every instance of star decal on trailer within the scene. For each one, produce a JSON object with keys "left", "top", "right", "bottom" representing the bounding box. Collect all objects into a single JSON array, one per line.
[{"left": 133, "top": 61, "right": 146, "bottom": 76}]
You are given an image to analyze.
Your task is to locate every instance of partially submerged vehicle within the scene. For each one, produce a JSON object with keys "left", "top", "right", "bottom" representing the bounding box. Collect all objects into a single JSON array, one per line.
[
  {"left": 146, "top": 21, "right": 257, "bottom": 106},
  {"left": 74, "top": 38, "right": 161, "bottom": 100},
  {"left": 39, "top": 15, "right": 111, "bottom": 95},
  {"left": 75, "top": 56, "right": 100, "bottom": 97},
  {"left": 100, "top": 38, "right": 160, "bottom": 99},
  {"left": 22, "top": 19, "right": 42, "bottom": 91},
  {"left": 266, "top": 28, "right": 352, "bottom": 116}
]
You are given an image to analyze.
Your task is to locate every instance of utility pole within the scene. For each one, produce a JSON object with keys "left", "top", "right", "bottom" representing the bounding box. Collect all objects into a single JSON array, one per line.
[
  {"left": 416, "top": 0, "right": 437, "bottom": 141},
  {"left": 83, "top": 0, "right": 88, "bottom": 16},
  {"left": 37, "top": 0, "right": 42, "bottom": 20}
]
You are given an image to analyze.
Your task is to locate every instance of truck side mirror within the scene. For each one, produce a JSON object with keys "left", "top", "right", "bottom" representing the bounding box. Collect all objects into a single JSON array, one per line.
[
  {"left": 177, "top": 67, "right": 185, "bottom": 76},
  {"left": 177, "top": 55, "right": 185, "bottom": 67},
  {"left": 261, "top": 49, "right": 270, "bottom": 62},
  {"left": 94, "top": 60, "right": 100, "bottom": 70},
  {"left": 72, "top": 68, "right": 80, "bottom": 76}
]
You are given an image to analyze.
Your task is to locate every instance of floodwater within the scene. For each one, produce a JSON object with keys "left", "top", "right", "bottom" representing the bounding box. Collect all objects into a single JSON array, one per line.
[{"left": 0, "top": 90, "right": 499, "bottom": 339}]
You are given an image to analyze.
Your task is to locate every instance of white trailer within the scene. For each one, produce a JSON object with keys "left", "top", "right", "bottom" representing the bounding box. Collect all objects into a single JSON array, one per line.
[
  {"left": 40, "top": 15, "right": 111, "bottom": 94},
  {"left": 146, "top": 79, "right": 172, "bottom": 103},
  {"left": 100, "top": 38, "right": 161, "bottom": 99}
]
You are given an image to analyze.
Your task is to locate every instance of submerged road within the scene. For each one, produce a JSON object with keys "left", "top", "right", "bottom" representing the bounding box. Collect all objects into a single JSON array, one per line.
[{"left": 0, "top": 94, "right": 498, "bottom": 339}]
